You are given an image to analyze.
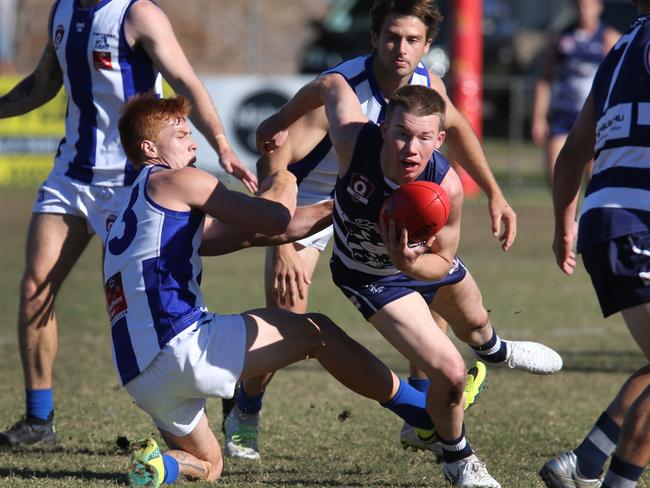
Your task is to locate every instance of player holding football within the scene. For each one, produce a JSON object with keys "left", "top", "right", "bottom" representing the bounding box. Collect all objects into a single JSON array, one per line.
[
  {"left": 0, "top": 0, "right": 256, "bottom": 447},
  {"left": 224, "top": 0, "right": 517, "bottom": 460},
  {"left": 254, "top": 79, "right": 564, "bottom": 487},
  {"left": 541, "top": 1, "right": 650, "bottom": 487},
  {"left": 108, "top": 93, "right": 458, "bottom": 487}
]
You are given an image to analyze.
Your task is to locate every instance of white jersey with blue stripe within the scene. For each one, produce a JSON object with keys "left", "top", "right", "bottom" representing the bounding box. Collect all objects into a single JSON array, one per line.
[
  {"left": 577, "top": 14, "right": 650, "bottom": 252},
  {"left": 103, "top": 165, "right": 206, "bottom": 385},
  {"left": 290, "top": 54, "right": 431, "bottom": 205},
  {"left": 50, "top": 0, "right": 163, "bottom": 187}
]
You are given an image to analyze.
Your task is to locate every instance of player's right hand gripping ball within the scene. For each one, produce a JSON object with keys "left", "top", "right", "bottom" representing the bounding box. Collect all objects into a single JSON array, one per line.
[{"left": 380, "top": 181, "right": 450, "bottom": 243}]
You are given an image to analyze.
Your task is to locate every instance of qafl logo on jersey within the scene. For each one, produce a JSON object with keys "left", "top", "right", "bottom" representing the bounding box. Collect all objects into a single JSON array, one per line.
[
  {"left": 346, "top": 173, "right": 375, "bottom": 205},
  {"left": 53, "top": 25, "right": 65, "bottom": 49},
  {"left": 75, "top": 21, "right": 85, "bottom": 33}
]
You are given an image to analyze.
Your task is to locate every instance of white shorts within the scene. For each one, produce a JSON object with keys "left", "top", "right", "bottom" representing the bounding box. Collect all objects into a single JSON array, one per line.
[
  {"left": 32, "top": 170, "right": 132, "bottom": 242},
  {"left": 294, "top": 224, "right": 333, "bottom": 251},
  {"left": 125, "top": 313, "right": 247, "bottom": 437}
]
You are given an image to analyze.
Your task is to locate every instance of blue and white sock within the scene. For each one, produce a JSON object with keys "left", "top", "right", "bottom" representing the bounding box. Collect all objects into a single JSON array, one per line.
[
  {"left": 439, "top": 425, "right": 473, "bottom": 464},
  {"left": 26, "top": 388, "right": 53, "bottom": 421},
  {"left": 162, "top": 454, "right": 179, "bottom": 484},
  {"left": 575, "top": 412, "right": 621, "bottom": 479},
  {"left": 470, "top": 329, "right": 508, "bottom": 363},
  {"left": 602, "top": 455, "right": 644, "bottom": 488},
  {"left": 235, "top": 386, "right": 264, "bottom": 415},
  {"left": 381, "top": 377, "right": 434, "bottom": 431}
]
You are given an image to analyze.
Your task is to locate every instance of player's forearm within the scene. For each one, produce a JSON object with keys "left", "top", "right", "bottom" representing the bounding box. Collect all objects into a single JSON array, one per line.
[
  {"left": 170, "top": 77, "right": 233, "bottom": 160},
  {"left": 0, "top": 73, "right": 61, "bottom": 119},
  {"left": 444, "top": 123, "right": 503, "bottom": 200},
  {"left": 552, "top": 156, "right": 584, "bottom": 237},
  {"left": 532, "top": 80, "right": 551, "bottom": 122}
]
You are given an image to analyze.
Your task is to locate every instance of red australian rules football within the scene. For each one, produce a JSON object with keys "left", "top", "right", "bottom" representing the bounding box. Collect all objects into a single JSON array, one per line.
[{"left": 380, "top": 181, "right": 451, "bottom": 242}]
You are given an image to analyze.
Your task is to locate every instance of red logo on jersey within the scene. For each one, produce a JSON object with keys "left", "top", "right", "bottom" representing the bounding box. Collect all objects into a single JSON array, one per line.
[
  {"left": 93, "top": 50, "right": 112, "bottom": 70},
  {"left": 105, "top": 272, "right": 127, "bottom": 325}
]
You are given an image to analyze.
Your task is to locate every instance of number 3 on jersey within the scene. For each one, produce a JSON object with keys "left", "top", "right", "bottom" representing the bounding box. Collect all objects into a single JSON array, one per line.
[{"left": 108, "top": 185, "right": 139, "bottom": 255}]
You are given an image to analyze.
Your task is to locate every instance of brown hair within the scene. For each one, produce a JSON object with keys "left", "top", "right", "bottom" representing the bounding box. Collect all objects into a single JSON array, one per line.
[
  {"left": 119, "top": 93, "right": 192, "bottom": 167},
  {"left": 370, "top": 0, "right": 443, "bottom": 42},
  {"left": 386, "top": 84, "right": 446, "bottom": 127}
]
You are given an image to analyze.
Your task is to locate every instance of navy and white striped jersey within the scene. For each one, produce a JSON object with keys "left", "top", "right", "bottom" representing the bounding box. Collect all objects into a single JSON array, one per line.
[
  {"left": 50, "top": 0, "right": 163, "bottom": 187},
  {"left": 578, "top": 14, "right": 650, "bottom": 252},
  {"left": 331, "top": 123, "right": 450, "bottom": 279},
  {"left": 103, "top": 165, "right": 206, "bottom": 385},
  {"left": 550, "top": 22, "right": 608, "bottom": 114},
  {"left": 290, "top": 54, "right": 431, "bottom": 205}
]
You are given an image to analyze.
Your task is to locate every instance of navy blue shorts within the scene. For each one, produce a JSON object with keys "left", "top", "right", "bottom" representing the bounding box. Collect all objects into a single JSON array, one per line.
[
  {"left": 582, "top": 233, "right": 650, "bottom": 317},
  {"left": 332, "top": 256, "right": 467, "bottom": 320},
  {"left": 549, "top": 110, "right": 579, "bottom": 137}
]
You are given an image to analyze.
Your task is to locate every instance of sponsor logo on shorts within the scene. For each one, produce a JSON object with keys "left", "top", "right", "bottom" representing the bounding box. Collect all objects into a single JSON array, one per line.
[
  {"left": 105, "top": 272, "right": 127, "bottom": 325},
  {"left": 346, "top": 173, "right": 375, "bottom": 205},
  {"left": 364, "top": 284, "right": 385, "bottom": 294}
]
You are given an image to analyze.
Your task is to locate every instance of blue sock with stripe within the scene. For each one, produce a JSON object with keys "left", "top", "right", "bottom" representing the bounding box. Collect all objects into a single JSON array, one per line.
[
  {"left": 381, "top": 377, "right": 433, "bottom": 430},
  {"left": 575, "top": 412, "right": 621, "bottom": 479},
  {"left": 602, "top": 455, "right": 644, "bottom": 488},
  {"left": 471, "top": 329, "right": 508, "bottom": 363},
  {"left": 26, "top": 388, "right": 53, "bottom": 421},
  {"left": 236, "top": 386, "right": 264, "bottom": 415},
  {"left": 162, "top": 454, "right": 179, "bottom": 484},
  {"left": 408, "top": 376, "right": 431, "bottom": 393},
  {"left": 439, "top": 424, "right": 473, "bottom": 463}
]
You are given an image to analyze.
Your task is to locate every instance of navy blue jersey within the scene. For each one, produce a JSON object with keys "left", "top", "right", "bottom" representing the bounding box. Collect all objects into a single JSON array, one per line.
[
  {"left": 578, "top": 14, "right": 650, "bottom": 252},
  {"left": 331, "top": 122, "right": 450, "bottom": 281},
  {"left": 550, "top": 22, "right": 608, "bottom": 114}
]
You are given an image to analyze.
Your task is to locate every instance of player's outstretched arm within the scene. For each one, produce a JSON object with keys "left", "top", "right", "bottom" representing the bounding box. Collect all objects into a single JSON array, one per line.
[
  {"left": 0, "top": 7, "right": 62, "bottom": 120},
  {"left": 126, "top": 0, "right": 257, "bottom": 192},
  {"left": 552, "top": 93, "right": 596, "bottom": 276},
  {"left": 200, "top": 201, "right": 333, "bottom": 256},
  {"left": 429, "top": 74, "right": 517, "bottom": 251}
]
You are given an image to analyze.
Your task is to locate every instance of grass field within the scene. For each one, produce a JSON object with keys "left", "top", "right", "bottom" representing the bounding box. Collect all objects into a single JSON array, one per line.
[{"left": 0, "top": 162, "right": 648, "bottom": 487}]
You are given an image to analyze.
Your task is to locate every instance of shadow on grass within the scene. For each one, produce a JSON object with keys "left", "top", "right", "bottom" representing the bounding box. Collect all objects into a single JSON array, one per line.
[
  {"left": 0, "top": 444, "right": 124, "bottom": 456},
  {"left": 560, "top": 350, "right": 646, "bottom": 373},
  {"left": 0, "top": 467, "right": 127, "bottom": 484}
]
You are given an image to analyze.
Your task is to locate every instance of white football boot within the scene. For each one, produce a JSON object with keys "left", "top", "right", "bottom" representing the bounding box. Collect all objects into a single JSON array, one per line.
[
  {"left": 224, "top": 406, "right": 260, "bottom": 460},
  {"left": 539, "top": 451, "right": 604, "bottom": 488},
  {"left": 442, "top": 454, "right": 502, "bottom": 487},
  {"left": 500, "top": 341, "right": 563, "bottom": 375}
]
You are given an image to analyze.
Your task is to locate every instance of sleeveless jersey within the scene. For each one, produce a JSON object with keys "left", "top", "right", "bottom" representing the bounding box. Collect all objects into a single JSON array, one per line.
[
  {"left": 577, "top": 14, "right": 650, "bottom": 252},
  {"left": 290, "top": 54, "right": 431, "bottom": 205},
  {"left": 50, "top": 0, "right": 163, "bottom": 187},
  {"left": 103, "top": 165, "right": 206, "bottom": 385},
  {"left": 550, "top": 22, "right": 608, "bottom": 114},
  {"left": 331, "top": 123, "right": 450, "bottom": 279}
]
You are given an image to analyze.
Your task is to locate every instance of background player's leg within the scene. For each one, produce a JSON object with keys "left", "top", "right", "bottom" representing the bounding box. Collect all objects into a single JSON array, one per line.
[{"left": 0, "top": 213, "right": 91, "bottom": 447}]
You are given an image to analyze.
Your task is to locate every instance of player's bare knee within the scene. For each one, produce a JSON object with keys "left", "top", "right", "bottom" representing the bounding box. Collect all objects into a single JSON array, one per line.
[
  {"left": 455, "top": 312, "right": 491, "bottom": 343},
  {"left": 304, "top": 312, "right": 344, "bottom": 346},
  {"left": 205, "top": 457, "right": 223, "bottom": 481},
  {"left": 19, "top": 274, "right": 54, "bottom": 326}
]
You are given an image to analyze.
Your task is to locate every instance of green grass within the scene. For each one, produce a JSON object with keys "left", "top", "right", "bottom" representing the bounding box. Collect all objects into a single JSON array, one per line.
[{"left": 0, "top": 178, "right": 647, "bottom": 487}]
